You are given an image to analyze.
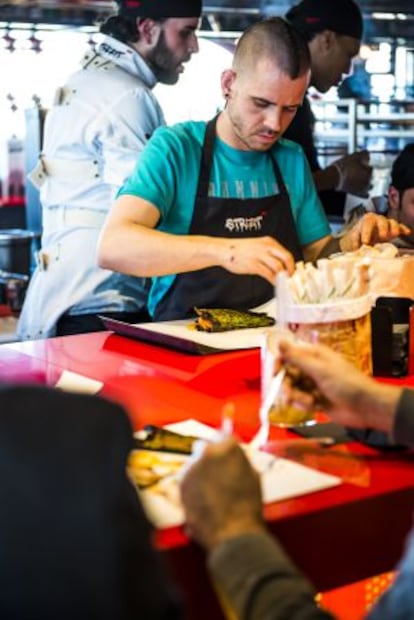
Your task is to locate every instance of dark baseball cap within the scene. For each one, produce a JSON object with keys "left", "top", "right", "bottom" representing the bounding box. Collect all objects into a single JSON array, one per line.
[
  {"left": 116, "top": 0, "right": 202, "bottom": 18},
  {"left": 391, "top": 144, "right": 414, "bottom": 191},
  {"left": 286, "top": 0, "right": 363, "bottom": 41}
]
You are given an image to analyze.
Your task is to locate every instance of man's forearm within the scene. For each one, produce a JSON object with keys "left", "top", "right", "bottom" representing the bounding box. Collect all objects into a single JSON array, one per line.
[
  {"left": 209, "top": 532, "right": 334, "bottom": 620},
  {"left": 99, "top": 224, "right": 230, "bottom": 277}
]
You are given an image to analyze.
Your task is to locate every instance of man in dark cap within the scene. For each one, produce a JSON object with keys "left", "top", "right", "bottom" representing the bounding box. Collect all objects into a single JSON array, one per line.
[
  {"left": 285, "top": 0, "right": 373, "bottom": 219},
  {"left": 113, "top": 0, "right": 202, "bottom": 84},
  {"left": 18, "top": 0, "right": 201, "bottom": 340}
]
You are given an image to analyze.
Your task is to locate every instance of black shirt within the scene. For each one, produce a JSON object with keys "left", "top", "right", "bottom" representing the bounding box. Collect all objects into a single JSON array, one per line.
[{"left": 284, "top": 95, "right": 346, "bottom": 218}]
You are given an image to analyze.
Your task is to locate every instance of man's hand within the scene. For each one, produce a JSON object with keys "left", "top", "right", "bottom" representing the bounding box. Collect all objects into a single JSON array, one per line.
[
  {"left": 339, "top": 212, "right": 411, "bottom": 252},
  {"left": 180, "top": 438, "right": 265, "bottom": 551},
  {"left": 279, "top": 339, "right": 400, "bottom": 433},
  {"left": 222, "top": 236, "right": 295, "bottom": 285},
  {"left": 332, "top": 150, "right": 372, "bottom": 197},
  {"left": 99, "top": 195, "right": 296, "bottom": 281}
]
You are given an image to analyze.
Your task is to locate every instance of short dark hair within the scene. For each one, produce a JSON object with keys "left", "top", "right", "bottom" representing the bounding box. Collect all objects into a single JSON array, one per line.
[
  {"left": 233, "top": 17, "right": 311, "bottom": 80},
  {"left": 99, "top": 15, "right": 167, "bottom": 44},
  {"left": 391, "top": 143, "right": 414, "bottom": 193}
]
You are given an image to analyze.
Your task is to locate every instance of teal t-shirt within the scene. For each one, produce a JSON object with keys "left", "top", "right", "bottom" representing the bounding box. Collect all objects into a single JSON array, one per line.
[{"left": 119, "top": 121, "right": 330, "bottom": 316}]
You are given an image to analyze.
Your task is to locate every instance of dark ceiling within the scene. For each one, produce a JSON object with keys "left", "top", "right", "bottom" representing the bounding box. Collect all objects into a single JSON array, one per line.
[
  {"left": 1, "top": 1, "right": 414, "bottom": 44},
  {"left": 202, "top": 1, "right": 414, "bottom": 44}
]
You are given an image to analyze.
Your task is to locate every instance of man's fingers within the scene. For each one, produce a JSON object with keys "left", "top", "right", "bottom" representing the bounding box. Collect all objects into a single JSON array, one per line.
[
  {"left": 261, "top": 259, "right": 291, "bottom": 285},
  {"left": 279, "top": 339, "right": 316, "bottom": 374},
  {"left": 258, "top": 241, "right": 295, "bottom": 278},
  {"left": 348, "top": 226, "right": 362, "bottom": 250},
  {"left": 279, "top": 338, "right": 333, "bottom": 378},
  {"left": 360, "top": 218, "right": 383, "bottom": 244},
  {"left": 225, "top": 238, "right": 295, "bottom": 282},
  {"left": 400, "top": 223, "right": 412, "bottom": 236},
  {"left": 358, "top": 213, "right": 404, "bottom": 245},
  {"left": 268, "top": 247, "right": 295, "bottom": 275}
]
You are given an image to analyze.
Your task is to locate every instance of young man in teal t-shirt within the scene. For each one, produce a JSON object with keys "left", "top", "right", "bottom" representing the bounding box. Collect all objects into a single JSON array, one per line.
[{"left": 99, "top": 18, "right": 406, "bottom": 321}]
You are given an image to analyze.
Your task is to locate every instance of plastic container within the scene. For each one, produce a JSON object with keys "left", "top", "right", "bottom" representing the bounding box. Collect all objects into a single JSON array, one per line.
[
  {"left": 285, "top": 295, "right": 373, "bottom": 375},
  {"left": 0, "top": 229, "right": 35, "bottom": 275},
  {"left": 261, "top": 328, "right": 318, "bottom": 427}
]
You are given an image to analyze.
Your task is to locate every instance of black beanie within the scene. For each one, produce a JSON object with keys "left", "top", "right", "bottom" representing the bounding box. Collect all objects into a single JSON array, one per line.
[
  {"left": 391, "top": 144, "right": 414, "bottom": 192},
  {"left": 117, "top": 0, "right": 202, "bottom": 18},
  {"left": 286, "top": 0, "right": 363, "bottom": 41}
]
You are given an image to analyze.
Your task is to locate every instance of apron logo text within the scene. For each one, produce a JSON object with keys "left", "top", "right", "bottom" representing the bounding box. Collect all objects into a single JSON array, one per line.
[{"left": 224, "top": 216, "right": 264, "bottom": 233}]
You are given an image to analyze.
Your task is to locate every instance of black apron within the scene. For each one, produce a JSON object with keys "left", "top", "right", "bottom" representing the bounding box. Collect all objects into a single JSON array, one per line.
[{"left": 154, "top": 116, "right": 303, "bottom": 321}]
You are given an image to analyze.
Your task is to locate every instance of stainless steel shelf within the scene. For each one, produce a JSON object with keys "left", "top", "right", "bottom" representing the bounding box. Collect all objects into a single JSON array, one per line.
[{"left": 312, "top": 98, "right": 414, "bottom": 153}]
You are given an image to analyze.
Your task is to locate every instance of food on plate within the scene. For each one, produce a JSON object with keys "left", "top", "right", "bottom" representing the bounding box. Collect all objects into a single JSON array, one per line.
[
  {"left": 127, "top": 449, "right": 187, "bottom": 490},
  {"left": 134, "top": 425, "right": 198, "bottom": 455},
  {"left": 193, "top": 307, "right": 275, "bottom": 332}
]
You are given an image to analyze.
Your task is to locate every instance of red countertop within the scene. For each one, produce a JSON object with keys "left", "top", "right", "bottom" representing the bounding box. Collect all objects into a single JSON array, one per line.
[{"left": 1, "top": 331, "right": 414, "bottom": 619}]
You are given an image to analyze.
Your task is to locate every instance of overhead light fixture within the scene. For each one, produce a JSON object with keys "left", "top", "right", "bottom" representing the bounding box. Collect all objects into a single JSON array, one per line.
[
  {"left": 203, "top": 6, "right": 260, "bottom": 15},
  {"left": 372, "top": 12, "right": 408, "bottom": 20}
]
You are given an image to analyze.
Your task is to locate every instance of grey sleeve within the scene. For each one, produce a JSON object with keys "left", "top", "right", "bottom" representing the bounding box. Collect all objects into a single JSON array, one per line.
[
  {"left": 365, "top": 391, "right": 414, "bottom": 619},
  {"left": 208, "top": 532, "right": 334, "bottom": 620},
  {"left": 393, "top": 389, "right": 414, "bottom": 447},
  {"left": 366, "top": 531, "right": 414, "bottom": 620}
]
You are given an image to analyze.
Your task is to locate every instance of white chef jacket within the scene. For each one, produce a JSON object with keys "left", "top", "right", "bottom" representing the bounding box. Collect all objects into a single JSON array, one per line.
[{"left": 17, "top": 36, "right": 165, "bottom": 340}]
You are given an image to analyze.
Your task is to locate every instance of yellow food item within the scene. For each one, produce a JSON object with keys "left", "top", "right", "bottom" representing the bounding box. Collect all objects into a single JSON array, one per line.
[
  {"left": 268, "top": 404, "right": 314, "bottom": 427},
  {"left": 266, "top": 364, "right": 328, "bottom": 427},
  {"left": 134, "top": 425, "right": 197, "bottom": 454},
  {"left": 127, "top": 450, "right": 186, "bottom": 490}
]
